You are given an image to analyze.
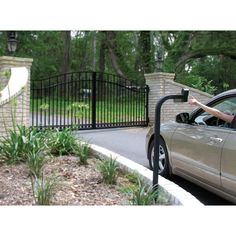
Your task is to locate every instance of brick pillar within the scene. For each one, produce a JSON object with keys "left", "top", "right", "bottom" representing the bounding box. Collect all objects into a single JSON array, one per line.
[
  {"left": 145, "top": 72, "right": 212, "bottom": 125},
  {"left": 0, "top": 56, "right": 33, "bottom": 136},
  {"left": 145, "top": 72, "right": 175, "bottom": 124}
]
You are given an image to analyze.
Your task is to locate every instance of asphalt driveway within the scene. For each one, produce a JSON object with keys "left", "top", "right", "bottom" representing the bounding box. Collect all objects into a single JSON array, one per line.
[{"left": 76, "top": 127, "right": 149, "bottom": 168}]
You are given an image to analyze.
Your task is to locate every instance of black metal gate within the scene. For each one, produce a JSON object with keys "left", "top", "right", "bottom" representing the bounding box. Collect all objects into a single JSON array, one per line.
[{"left": 31, "top": 71, "right": 149, "bottom": 130}]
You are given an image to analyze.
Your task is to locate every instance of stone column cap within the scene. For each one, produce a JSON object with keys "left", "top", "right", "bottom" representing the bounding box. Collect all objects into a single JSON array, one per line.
[
  {"left": 0, "top": 56, "right": 33, "bottom": 67},
  {"left": 145, "top": 72, "right": 175, "bottom": 80}
]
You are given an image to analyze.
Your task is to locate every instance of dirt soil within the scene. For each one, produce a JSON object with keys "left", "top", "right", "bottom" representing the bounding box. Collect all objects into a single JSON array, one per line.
[{"left": 0, "top": 156, "right": 130, "bottom": 205}]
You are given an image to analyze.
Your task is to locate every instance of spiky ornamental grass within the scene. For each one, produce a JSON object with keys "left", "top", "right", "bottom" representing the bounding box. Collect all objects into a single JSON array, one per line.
[
  {"left": 122, "top": 176, "right": 170, "bottom": 205},
  {"left": 73, "top": 142, "right": 91, "bottom": 165},
  {"left": 46, "top": 128, "right": 78, "bottom": 156},
  {"left": 0, "top": 125, "right": 47, "bottom": 164},
  {"left": 97, "top": 157, "right": 119, "bottom": 185},
  {"left": 26, "top": 150, "right": 47, "bottom": 178},
  {"left": 31, "top": 175, "right": 60, "bottom": 205}
]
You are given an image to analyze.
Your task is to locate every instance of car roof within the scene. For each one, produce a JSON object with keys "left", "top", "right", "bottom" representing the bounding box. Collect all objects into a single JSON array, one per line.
[
  {"left": 203, "top": 89, "right": 236, "bottom": 105},
  {"left": 212, "top": 89, "right": 236, "bottom": 99}
]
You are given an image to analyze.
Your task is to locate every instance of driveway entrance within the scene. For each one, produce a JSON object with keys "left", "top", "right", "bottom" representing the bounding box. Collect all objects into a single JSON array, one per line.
[{"left": 77, "top": 127, "right": 149, "bottom": 167}]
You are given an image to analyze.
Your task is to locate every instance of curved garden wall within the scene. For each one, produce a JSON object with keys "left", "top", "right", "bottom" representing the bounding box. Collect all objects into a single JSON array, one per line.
[{"left": 0, "top": 56, "right": 33, "bottom": 137}]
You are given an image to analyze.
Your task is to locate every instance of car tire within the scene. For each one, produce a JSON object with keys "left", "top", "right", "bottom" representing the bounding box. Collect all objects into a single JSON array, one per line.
[{"left": 148, "top": 138, "right": 171, "bottom": 178}]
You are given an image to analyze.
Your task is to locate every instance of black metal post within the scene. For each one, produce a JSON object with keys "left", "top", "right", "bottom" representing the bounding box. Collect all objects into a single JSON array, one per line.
[
  {"left": 31, "top": 81, "right": 35, "bottom": 127},
  {"left": 153, "top": 88, "right": 189, "bottom": 188},
  {"left": 145, "top": 85, "right": 150, "bottom": 126},
  {"left": 92, "top": 72, "right": 97, "bottom": 129}
]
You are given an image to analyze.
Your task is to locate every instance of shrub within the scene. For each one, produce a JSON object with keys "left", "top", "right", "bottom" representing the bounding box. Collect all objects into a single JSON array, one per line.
[
  {"left": 73, "top": 142, "right": 91, "bottom": 165},
  {"left": 66, "top": 102, "right": 89, "bottom": 120},
  {"left": 31, "top": 175, "right": 60, "bottom": 205},
  {"left": 123, "top": 171, "right": 140, "bottom": 185},
  {"left": 0, "top": 128, "right": 23, "bottom": 164},
  {"left": 26, "top": 150, "right": 47, "bottom": 178},
  {"left": 122, "top": 179, "right": 158, "bottom": 205},
  {"left": 122, "top": 177, "right": 170, "bottom": 205},
  {"left": 0, "top": 125, "right": 47, "bottom": 164},
  {"left": 97, "top": 157, "right": 119, "bottom": 185},
  {"left": 47, "top": 128, "right": 78, "bottom": 156},
  {"left": 25, "top": 128, "right": 48, "bottom": 154},
  {"left": 178, "top": 74, "right": 217, "bottom": 95}
]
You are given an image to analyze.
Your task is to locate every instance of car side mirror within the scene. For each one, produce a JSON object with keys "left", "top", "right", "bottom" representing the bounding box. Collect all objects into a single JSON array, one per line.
[{"left": 176, "top": 112, "right": 190, "bottom": 123}]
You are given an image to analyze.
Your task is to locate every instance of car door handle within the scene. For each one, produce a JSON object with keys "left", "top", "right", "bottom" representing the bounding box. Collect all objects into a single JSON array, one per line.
[{"left": 210, "top": 137, "right": 223, "bottom": 143}]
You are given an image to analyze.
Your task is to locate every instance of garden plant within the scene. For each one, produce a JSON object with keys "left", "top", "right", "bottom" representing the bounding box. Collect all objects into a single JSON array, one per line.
[{"left": 0, "top": 120, "right": 171, "bottom": 205}]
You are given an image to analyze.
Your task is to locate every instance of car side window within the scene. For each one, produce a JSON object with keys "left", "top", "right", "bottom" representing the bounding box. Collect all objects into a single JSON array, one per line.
[{"left": 193, "top": 97, "right": 236, "bottom": 128}]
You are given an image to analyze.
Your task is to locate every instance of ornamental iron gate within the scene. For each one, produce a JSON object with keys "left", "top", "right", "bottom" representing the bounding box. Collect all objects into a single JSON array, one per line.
[{"left": 31, "top": 71, "right": 149, "bottom": 130}]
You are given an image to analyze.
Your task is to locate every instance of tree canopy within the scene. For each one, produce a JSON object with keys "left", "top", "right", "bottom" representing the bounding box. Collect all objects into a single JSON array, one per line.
[{"left": 1, "top": 31, "right": 236, "bottom": 93}]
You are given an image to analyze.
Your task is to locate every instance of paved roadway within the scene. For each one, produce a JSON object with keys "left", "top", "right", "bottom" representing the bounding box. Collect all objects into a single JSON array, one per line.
[
  {"left": 78, "top": 127, "right": 149, "bottom": 168},
  {"left": 77, "top": 127, "right": 232, "bottom": 205}
]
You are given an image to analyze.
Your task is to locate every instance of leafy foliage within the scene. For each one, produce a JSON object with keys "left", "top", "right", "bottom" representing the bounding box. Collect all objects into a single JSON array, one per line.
[
  {"left": 97, "top": 157, "right": 119, "bottom": 185},
  {"left": 26, "top": 150, "right": 47, "bottom": 178},
  {"left": 2, "top": 30, "right": 236, "bottom": 96},
  {"left": 73, "top": 141, "right": 91, "bottom": 165},
  {"left": 46, "top": 128, "right": 78, "bottom": 156},
  {"left": 0, "top": 128, "right": 22, "bottom": 164},
  {"left": 122, "top": 177, "right": 170, "bottom": 205},
  {"left": 31, "top": 175, "right": 60, "bottom": 205},
  {"left": 124, "top": 180, "right": 158, "bottom": 205},
  {"left": 0, "top": 121, "right": 173, "bottom": 205},
  {"left": 66, "top": 102, "right": 89, "bottom": 119},
  {"left": 0, "top": 125, "right": 46, "bottom": 164},
  {"left": 178, "top": 74, "right": 217, "bottom": 95}
]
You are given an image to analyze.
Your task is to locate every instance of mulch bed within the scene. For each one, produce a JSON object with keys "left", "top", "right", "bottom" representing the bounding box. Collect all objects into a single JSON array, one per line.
[{"left": 0, "top": 156, "right": 130, "bottom": 205}]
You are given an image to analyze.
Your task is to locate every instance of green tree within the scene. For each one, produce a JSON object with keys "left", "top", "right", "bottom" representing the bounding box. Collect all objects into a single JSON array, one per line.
[
  {"left": 162, "top": 31, "right": 236, "bottom": 92},
  {"left": 2, "top": 30, "right": 236, "bottom": 92},
  {"left": 139, "top": 31, "right": 152, "bottom": 73}
]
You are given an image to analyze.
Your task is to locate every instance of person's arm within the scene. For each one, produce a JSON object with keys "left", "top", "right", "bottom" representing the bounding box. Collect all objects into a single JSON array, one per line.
[{"left": 188, "top": 96, "right": 234, "bottom": 123}]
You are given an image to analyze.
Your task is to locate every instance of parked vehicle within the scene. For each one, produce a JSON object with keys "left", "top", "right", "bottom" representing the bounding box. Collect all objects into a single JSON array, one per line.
[{"left": 146, "top": 89, "right": 236, "bottom": 203}]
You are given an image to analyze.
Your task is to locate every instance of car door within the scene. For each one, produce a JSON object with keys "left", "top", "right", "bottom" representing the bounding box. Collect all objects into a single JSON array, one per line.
[
  {"left": 221, "top": 129, "right": 236, "bottom": 196},
  {"left": 171, "top": 123, "right": 229, "bottom": 188},
  {"left": 170, "top": 96, "right": 236, "bottom": 188}
]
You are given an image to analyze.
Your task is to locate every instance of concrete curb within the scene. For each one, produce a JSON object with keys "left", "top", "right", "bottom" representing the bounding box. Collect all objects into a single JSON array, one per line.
[{"left": 90, "top": 143, "right": 204, "bottom": 206}]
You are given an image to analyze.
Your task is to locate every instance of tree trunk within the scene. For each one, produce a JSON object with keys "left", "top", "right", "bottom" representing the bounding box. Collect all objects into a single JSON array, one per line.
[
  {"left": 62, "top": 31, "right": 71, "bottom": 74},
  {"left": 61, "top": 31, "right": 71, "bottom": 97},
  {"left": 99, "top": 32, "right": 106, "bottom": 74},
  {"left": 97, "top": 32, "right": 106, "bottom": 99},
  {"left": 106, "top": 31, "right": 128, "bottom": 81},
  {"left": 93, "top": 32, "right": 97, "bottom": 71},
  {"left": 139, "top": 31, "right": 152, "bottom": 73}
]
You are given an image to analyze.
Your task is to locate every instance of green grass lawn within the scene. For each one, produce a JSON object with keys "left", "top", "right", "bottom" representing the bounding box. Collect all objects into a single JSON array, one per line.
[{"left": 30, "top": 97, "right": 146, "bottom": 124}]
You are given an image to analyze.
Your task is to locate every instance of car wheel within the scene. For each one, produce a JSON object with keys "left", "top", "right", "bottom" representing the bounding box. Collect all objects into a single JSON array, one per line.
[{"left": 148, "top": 138, "right": 171, "bottom": 178}]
